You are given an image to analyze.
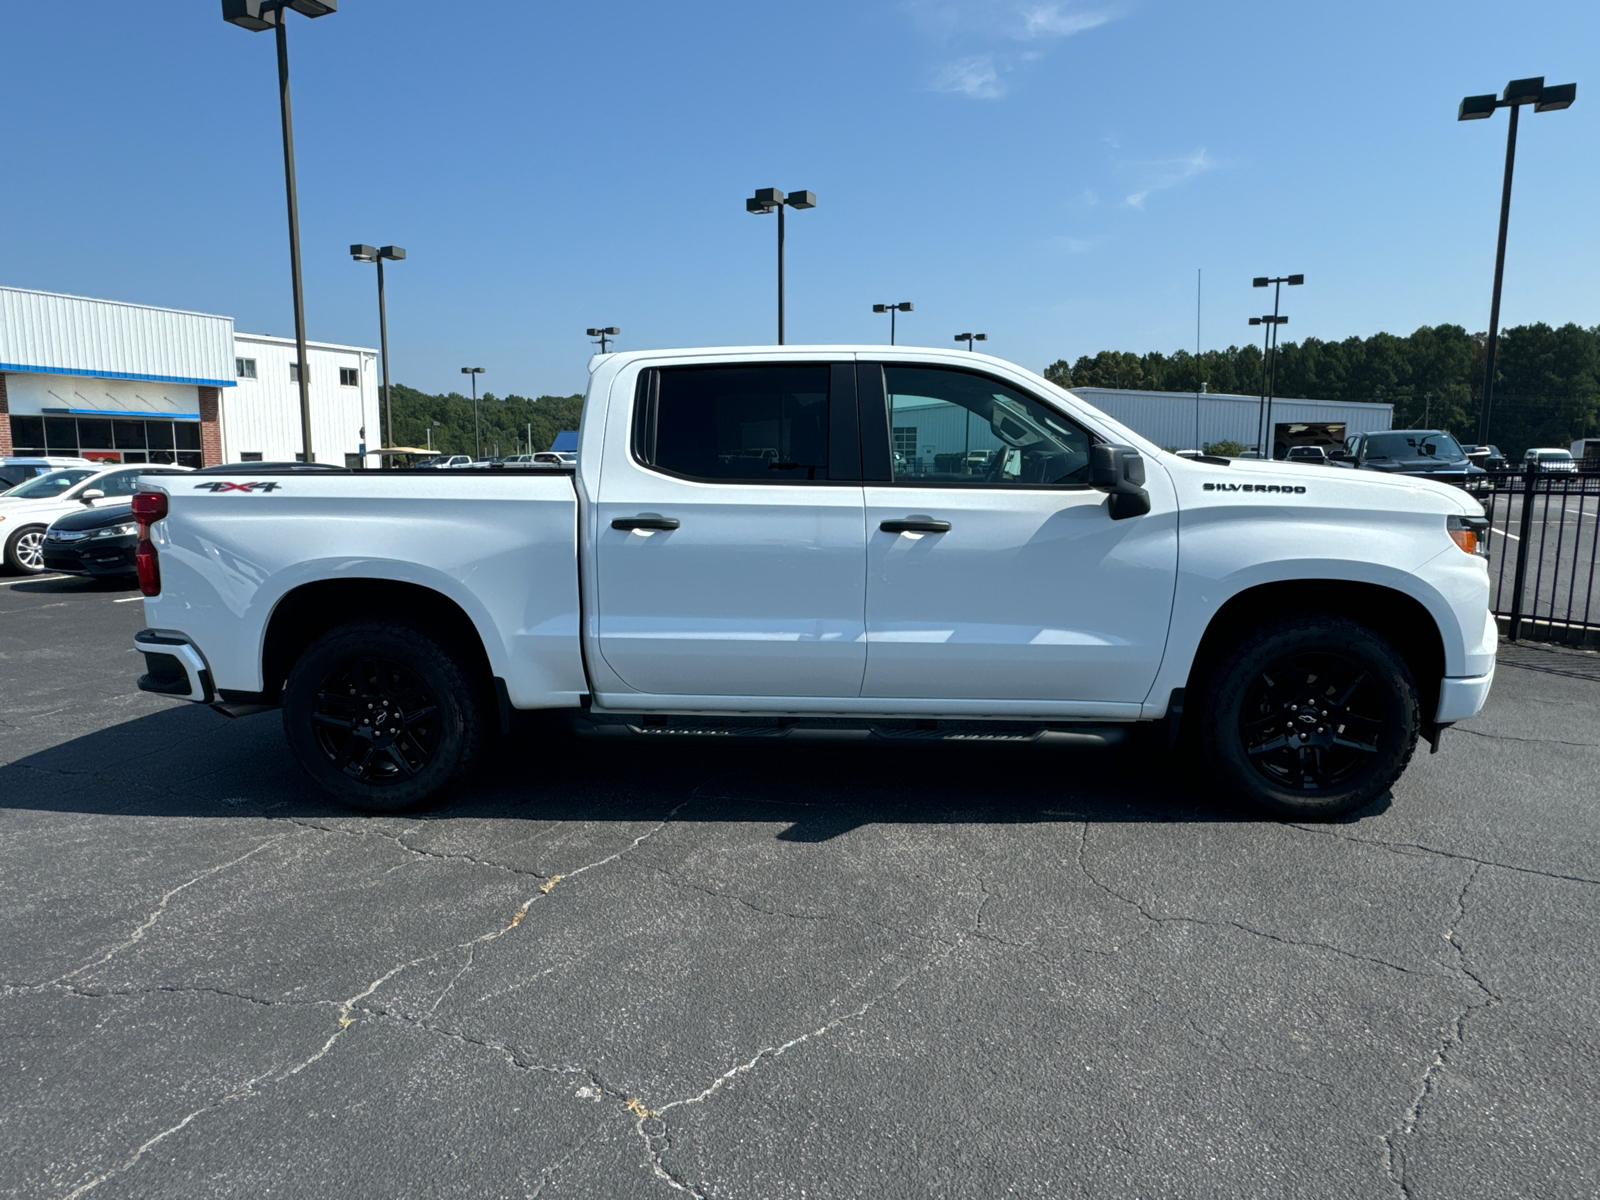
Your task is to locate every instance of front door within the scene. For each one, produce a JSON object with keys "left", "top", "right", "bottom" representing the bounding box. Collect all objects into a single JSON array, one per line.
[
  {"left": 860, "top": 363, "right": 1178, "bottom": 705},
  {"left": 594, "top": 361, "right": 867, "bottom": 698}
]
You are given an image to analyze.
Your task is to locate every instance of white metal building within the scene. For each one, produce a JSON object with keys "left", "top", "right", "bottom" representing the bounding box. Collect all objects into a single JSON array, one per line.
[
  {"left": 228, "top": 333, "right": 379, "bottom": 466},
  {"left": 1, "top": 285, "right": 377, "bottom": 467},
  {"left": 1069, "top": 386, "right": 1393, "bottom": 455}
]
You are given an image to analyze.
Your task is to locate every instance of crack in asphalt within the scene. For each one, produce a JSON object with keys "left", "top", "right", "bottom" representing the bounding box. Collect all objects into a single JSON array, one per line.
[
  {"left": 1287, "top": 824, "right": 1600, "bottom": 888},
  {"left": 38, "top": 803, "right": 690, "bottom": 1199},
  {"left": 282, "top": 816, "right": 559, "bottom": 882},
  {"left": 619, "top": 879, "right": 998, "bottom": 1198},
  {"left": 1381, "top": 863, "right": 1499, "bottom": 1199},
  {"left": 1073, "top": 824, "right": 1426, "bottom": 977},
  {"left": 1454, "top": 725, "right": 1599, "bottom": 749}
]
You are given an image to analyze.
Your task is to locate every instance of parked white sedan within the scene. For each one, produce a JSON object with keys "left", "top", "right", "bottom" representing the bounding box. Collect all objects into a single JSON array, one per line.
[{"left": 0, "top": 464, "right": 191, "bottom": 574}]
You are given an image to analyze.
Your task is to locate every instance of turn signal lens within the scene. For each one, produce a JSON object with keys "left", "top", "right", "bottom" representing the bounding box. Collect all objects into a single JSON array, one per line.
[{"left": 1448, "top": 514, "right": 1489, "bottom": 557}]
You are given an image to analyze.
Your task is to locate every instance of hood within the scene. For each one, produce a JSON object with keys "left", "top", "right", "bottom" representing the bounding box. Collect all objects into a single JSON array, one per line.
[
  {"left": 1163, "top": 453, "right": 1480, "bottom": 515},
  {"left": 49, "top": 504, "right": 136, "bottom": 533}
]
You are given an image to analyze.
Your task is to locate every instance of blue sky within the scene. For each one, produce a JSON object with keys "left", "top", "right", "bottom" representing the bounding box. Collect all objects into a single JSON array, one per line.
[{"left": 3, "top": 1, "right": 1596, "bottom": 397}]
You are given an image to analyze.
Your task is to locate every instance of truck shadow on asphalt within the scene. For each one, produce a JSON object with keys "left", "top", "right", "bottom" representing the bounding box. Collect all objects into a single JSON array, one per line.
[{"left": 1, "top": 704, "right": 1393, "bottom": 837}]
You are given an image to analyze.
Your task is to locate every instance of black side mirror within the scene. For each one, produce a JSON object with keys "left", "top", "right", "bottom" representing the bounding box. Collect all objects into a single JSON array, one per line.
[{"left": 1090, "top": 444, "right": 1151, "bottom": 520}]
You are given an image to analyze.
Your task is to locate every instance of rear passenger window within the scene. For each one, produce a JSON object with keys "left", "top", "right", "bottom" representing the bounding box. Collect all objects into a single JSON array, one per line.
[{"left": 638, "top": 365, "right": 835, "bottom": 482}]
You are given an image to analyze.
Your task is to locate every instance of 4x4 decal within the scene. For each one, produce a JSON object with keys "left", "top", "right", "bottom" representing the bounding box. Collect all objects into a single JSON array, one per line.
[{"left": 194, "top": 481, "right": 283, "bottom": 493}]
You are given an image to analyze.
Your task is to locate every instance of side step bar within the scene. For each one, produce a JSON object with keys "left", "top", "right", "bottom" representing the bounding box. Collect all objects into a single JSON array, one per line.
[{"left": 570, "top": 712, "right": 1130, "bottom": 747}]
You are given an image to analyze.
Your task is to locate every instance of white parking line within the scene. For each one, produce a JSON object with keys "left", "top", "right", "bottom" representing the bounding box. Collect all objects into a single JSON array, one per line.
[
  {"left": 114, "top": 596, "right": 144, "bottom": 603},
  {"left": 0, "top": 574, "right": 66, "bottom": 586}
]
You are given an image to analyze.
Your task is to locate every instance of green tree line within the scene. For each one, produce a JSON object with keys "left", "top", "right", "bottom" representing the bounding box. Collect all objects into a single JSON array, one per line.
[
  {"left": 1044, "top": 321, "right": 1600, "bottom": 456},
  {"left": 385, "top": 384, "right": 584, "bottom": 457}
]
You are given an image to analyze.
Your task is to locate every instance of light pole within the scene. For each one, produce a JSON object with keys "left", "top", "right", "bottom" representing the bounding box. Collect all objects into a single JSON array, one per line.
[
  {"left": 745, "top": 188, "right": 817, "bottom": 344},
  {"left": 351, "top": 244, "right": 405, "bottom": 462},
  {"left": 1248, "top": 313, "right": 1288, "bottom": 456},
  {"left": 873, "top": 302, "right": 913, "bottom": 345},
  {"left": 587, "top": 327, "right": 620, "bottom": 353},
  {"left": 222, "top": 0, "right": 336, "bottom": 463},
  {"left": 461, "top": 367, "right": 485, "bottom": 459},
  {"left": 954, "top": 332, "right": 987, "bottom": 352},
  {"left": 1250, "top": 273, "right": 1302, "bottom": 458},
  {"left": 426, "top": 420, "right": 441, "bottom": 453},
  {"left": 1459, "top": 77, "right": 1576, "bottom": 445}
]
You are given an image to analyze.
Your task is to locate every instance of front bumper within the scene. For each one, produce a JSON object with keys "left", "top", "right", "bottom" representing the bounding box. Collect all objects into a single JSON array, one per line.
[
  {"left": 1436, "top": 659, "right": 1496, "bottom": 723},
  {"left": 134, "top": 629, "right": 214, "bottom": 703}
]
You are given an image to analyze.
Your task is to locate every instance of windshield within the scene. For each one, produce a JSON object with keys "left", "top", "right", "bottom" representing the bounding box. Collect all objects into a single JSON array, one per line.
[
  {"left": 1, "top": 468, "right": 97, "bottom": 499},
  {"left": 1364, "top": 432, "right": 1464, "bottom": 460}
]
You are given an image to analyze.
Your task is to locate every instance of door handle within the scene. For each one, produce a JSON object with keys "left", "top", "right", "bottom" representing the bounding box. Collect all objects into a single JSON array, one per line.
[
  {"left": 880, "top": 518, "right": 951, "bottom": 534},
  {"left": 612, "top": 515, "right": 680, "bottom": 531}
]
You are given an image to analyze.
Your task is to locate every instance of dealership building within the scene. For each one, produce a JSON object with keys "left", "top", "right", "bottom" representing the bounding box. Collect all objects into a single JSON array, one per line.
[{"left": 0, "top": 285, "right": 379, "bottom": 467}]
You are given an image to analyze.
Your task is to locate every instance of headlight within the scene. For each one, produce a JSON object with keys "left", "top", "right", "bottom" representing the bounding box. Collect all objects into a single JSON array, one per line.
[
  {"left": 94, "top": 523, "right": 139, "bottom": 539},
  {"left": 1447, "top": 514, "right": 1489, "bottom": 557}
]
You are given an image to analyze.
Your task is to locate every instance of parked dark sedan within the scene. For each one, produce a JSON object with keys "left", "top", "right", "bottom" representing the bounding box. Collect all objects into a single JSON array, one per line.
[
  {"left": 41, "top": 503, "right": 141, "bottom": 579},
  {"left": 1342, "top": 430, "right": 1486, "bottom": 485}
]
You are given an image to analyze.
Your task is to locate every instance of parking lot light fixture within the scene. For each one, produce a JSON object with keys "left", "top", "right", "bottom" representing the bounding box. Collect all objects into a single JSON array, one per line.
[
  {"left": 1458, "top": 75, "right": 1577, "bottom": 444},
  {"left": 462, "top": 367, "right": 486, "bottom": 459},
  {"left": 1249, "top": 275, "right": 1301, "bottom": 458},
  {"left": 586, "top": 327, "right": 621, "bottom": 353},
  {"left": 872, "top": 302, "right": 913, "bottom": 345},
  {"left": 955, "top": 332, "right": 987, "bottom": 352},
  {"left": 745, "top": 187, "right": 817, "bottom": 344},
  {"left": 351, "top": 244, "right": 405, "bottom": 460},
  {"left": 221, "top": 0, "right": 337, "bottom": 463}
]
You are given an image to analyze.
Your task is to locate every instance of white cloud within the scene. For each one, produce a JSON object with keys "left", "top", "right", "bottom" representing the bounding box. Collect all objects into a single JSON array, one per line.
[
  {"left": 1122, "top": 148, "right": 1218, "bottom": 209},
  {"left": 909, "top": 0, "right": 1124, "bottom": 100},
  {"left": 1018, "top": 4, "right": 1112, "bottom": 38},
  {"left": 931, "top": 54, "right": 1005, "bottom": 99}
]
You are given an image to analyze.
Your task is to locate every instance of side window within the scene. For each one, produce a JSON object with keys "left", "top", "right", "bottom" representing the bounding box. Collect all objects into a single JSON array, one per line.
[
  {"left": 882, "top": 366, "right": 1092, "bottom": 487},
  {"left": 98, "top": 470, "right": 145, "bottom": 497},
  {"left": 639, "top": 364, "right": 836, "bottom": 482}
]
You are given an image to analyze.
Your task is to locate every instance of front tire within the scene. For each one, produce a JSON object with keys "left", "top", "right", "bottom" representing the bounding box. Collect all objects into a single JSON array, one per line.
[
  {"left": 282, "top": 620, "right": 484, "bottom": 812},
  {"left": 5, "top": 525, "right": 48, "bottom": 575},
  {"left": 1200, "top": 616, "right": 1419, "bottom": 820}
]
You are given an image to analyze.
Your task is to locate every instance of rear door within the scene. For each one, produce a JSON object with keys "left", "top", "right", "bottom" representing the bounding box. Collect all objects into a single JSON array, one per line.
[
  {"left": 593, "top": 361, "right": 867, "bottom": 698},
  {"left": 859, "top": 362, "right": 1178, "bottom": 706}
]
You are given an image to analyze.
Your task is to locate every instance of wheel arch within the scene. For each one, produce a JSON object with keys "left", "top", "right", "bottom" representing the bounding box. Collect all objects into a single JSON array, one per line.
[
  {"left": 259, "top": 578, "right": 496, "bottom": 705},
  {"left": 1185, "top": 579, "right": 1445, "bottom": 723}
]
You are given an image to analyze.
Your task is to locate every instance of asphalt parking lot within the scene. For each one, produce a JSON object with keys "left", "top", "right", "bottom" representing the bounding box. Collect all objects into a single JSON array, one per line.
[{"left": 3, "top": 574, "right": 1598, "bottom": 1199}]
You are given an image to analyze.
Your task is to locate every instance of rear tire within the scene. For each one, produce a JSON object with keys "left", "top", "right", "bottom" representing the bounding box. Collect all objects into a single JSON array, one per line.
[
  {"left": 1200, "top": 616, "right": 1419, "bottom": 820},
  {"left": 282, "top": 620, "right": 484, "bottom": 812},
  {"left": 5, "top": 525, "right": 48, "bottom": 575}
]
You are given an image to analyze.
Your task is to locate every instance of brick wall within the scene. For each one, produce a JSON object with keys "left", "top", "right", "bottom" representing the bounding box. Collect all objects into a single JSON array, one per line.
[
  {"left": 198, "top": 386, "right": 222, "bottom": 466},
  {"left": 0, "top": 374, "right": 11, "bottom": 457}
]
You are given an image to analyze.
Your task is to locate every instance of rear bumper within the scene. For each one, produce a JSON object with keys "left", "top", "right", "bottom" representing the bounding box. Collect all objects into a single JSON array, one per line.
[
  {"left": 134, "top": 629, "right": 214, "bottom": 703},
  {"left": 1435, "top": 661, "right": 1495, "bottom": 723}
]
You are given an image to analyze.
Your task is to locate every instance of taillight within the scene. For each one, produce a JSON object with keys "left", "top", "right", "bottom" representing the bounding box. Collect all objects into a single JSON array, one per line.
[
  {"left": 136, "top": 540, "right": 160, "bottom": 595},
  {"left": 131, "top": 492, "right": 168, "bottom": 596}
]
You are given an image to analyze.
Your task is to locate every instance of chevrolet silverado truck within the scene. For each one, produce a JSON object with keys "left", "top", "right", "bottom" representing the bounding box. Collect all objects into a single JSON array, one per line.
[{"left": 129, "top": 346, "right": 1496, "bottom": 819}]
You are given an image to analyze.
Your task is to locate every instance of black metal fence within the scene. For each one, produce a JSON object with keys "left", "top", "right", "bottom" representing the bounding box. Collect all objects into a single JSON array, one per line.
[{"left": 1466, "top": 466, "right": 1600, "bottom": 643}]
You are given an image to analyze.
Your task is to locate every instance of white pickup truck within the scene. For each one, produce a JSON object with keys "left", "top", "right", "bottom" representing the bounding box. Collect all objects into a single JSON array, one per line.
[{"left": 129, "top": 346, "right": 1495, "bottom": 819}]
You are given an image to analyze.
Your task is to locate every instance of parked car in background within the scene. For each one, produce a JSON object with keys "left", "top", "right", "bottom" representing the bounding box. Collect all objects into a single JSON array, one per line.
[
  {"left": 1284, "top": 445, "right": 1329, "bottom": 465},
  {"left": 0, "top": 464, "right": 191, "bottom": 574},
  {"left": 1465, "top": 444, "right": 1507, "bottom": 471},
  {"left": 1343, "top": 430, "right": 1485, "bottom": 486},
  {"left": 532, "top": 451, "right": 577, "bottom": 466},
  {"left": 0, "top": 456, "right": 94, "bottom": 491},
  {"left": 1571, "top": 438, "right": 1600, "bottom": 469},
  {"left": 41, "top": 504, "right": 141, "bottom": 581},
  {"left": 422, "top": 455, "right": 473, "bottom": 469},
  {"left": 1524, "top": 447, "right": 1577, "bottom": 473}
]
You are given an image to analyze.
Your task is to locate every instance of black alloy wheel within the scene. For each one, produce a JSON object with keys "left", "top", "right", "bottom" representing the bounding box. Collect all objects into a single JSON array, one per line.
[
  {"left": 283, "top": 621, "right": 483, "bottom": 812},
  {"left": 311, "top": 656, "right": 442, "bottom": 785},
  {"left": 1239, "top": 651, "right": 1382, "bottom": 792},
  {"left": 1201, "top": 616, "right": 1419, "bottom": 820}
]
